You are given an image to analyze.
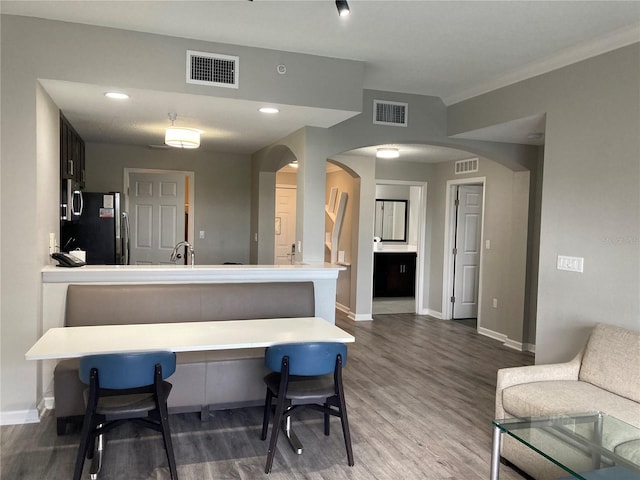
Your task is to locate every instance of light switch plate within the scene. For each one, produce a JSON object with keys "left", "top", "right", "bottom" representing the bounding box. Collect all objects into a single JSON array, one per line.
[{"left": 557, "top": 255, "right": 584, "bottom": 273}]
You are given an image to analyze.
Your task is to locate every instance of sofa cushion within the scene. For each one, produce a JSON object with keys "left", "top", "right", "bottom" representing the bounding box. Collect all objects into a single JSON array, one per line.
[
  {"left": 615, "top": 438, "right": 640, "bottom": 465},
  {"left": 579, "top": 323, "right": 640, "bottom": 403},
  {"left": 502, "top": 380, "right": 640, "bottom": 455},
  {"left": 502, "top": 380, "right": 640, "bottom": 428}
]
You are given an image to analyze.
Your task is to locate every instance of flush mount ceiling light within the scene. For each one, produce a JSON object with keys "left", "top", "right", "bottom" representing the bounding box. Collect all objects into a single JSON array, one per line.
[
  {"left": 104, "top": 92, "right": 129, "bottom": 100},
  {"left": 288, "top": 160, "right": 299, "bottom": 168},
  {"left": 376, "top": 148, "right": 399, "bottom": 159},
  {"left": 335, "top": 0, "right": 350, "bottom": 16},
  {"left": 259, "top": 107, "right": 279, "bottom": 114},
  {"left": 165, "top": 112, "right": 200, "bottom": 149}
]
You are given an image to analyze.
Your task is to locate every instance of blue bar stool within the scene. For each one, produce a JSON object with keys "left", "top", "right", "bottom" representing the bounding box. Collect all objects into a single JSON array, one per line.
[
  {"left": 73, "top": 351, "right": 178, "bottom": 480},
  {"left": 260, "top": 342, "right": 354, "bottom": 473}
]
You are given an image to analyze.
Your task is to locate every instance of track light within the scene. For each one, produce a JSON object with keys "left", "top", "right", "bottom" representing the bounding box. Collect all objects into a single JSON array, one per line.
[{"left": 336, "top": 0, "right": 350, "bottom": 17}]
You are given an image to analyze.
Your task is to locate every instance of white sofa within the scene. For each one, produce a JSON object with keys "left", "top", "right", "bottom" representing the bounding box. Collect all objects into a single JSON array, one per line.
[{"left": 495, "top": 323, "right": 640, "bottom": 479}]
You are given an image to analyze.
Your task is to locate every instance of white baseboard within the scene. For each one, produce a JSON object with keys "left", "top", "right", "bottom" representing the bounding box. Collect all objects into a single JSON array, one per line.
[
  {"left": 348, "top": 312, "right": 373, "bottom": 321},
  {"left": 478, "top": 326, "right": 507, "bottom": 343},
  {"left": 478, "top": 326, "right": 528, "bottom": 352},
  {"left": 43, "top": 396, "right": 55, "bottom": 410},
  {"left": 335, "top": 302, "right": 350, "bottom": 315},
  {"left": 503, "top": 338, "right": 526, "bottom": 351},
  {"left": 424, "top": 309, "right": 442, "bottom": 319},
  {"left": 337, "top": 303, "right": 373, "bottom": 321},
  {"left": 0, "top": 408, "right": 41, "bottom": 426}
]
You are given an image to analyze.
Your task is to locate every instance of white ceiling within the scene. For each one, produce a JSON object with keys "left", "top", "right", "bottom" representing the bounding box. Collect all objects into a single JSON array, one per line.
[{"left": 3, "top": 1, "right": 639, "bottom": 160}]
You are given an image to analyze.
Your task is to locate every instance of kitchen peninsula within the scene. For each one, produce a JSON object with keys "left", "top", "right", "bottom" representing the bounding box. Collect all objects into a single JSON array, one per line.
[{"left": 39, "top": 263, "right": 344, "bottom": 410}]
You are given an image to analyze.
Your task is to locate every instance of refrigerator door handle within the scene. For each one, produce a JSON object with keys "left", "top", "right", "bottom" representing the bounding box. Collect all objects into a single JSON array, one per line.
[
  {"left": 122, "top": 212, "right": 131, "bottom": 265},
  {"left": 71, "top": 190, "right": 83, "bottom": 216}
]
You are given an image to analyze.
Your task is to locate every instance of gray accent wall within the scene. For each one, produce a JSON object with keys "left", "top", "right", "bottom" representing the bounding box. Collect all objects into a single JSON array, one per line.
[{"left": 448, "top": 44, "right": 640, "bottom": 363}]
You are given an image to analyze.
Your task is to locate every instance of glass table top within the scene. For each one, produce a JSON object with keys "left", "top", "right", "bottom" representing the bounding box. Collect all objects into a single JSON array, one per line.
[{"left": 494, "top": 412, "right": 640, "bottom": 480}]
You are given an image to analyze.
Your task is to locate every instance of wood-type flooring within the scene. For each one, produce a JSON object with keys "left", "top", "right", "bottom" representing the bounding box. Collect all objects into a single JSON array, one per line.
[{"left": 1, "top": 312, "right": 534, "bottom": 479}]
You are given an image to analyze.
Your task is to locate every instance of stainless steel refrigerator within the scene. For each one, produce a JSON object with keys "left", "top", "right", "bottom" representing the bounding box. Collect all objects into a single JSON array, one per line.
[{"left": 60, "top": 191, "right": 130, "bottom": 265}]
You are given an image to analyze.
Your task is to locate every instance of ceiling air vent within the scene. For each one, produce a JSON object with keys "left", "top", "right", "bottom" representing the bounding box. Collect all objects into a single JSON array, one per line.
[
  {"left": 455, "top": 158, "right": 479, "bottom": 175},
  {"left": 186, "top": 50, "right": 239, "bottom": 88},
  {"left": 373, "top": 100, "right": 408, "bottom": 127}
]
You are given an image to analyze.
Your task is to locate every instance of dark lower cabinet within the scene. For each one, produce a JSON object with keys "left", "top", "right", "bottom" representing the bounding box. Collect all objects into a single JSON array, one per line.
[{"left": 373, "top": 252, "right": 417, "bottom": 297}]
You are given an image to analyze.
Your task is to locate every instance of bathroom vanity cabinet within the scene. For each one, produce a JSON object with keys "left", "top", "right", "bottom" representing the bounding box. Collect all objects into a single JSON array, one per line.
[{"left": 373, "top": 252, "right": 416, "bottom": 297}]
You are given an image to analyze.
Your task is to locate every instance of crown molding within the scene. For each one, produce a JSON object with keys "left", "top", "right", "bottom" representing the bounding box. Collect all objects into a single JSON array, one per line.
[{"left": 445, "top": 23, "right": 640, "bottom": 106}]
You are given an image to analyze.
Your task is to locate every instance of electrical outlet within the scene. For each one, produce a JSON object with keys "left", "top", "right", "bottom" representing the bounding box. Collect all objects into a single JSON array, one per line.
[
  {"left": 297, "top": 241, "right": 302, "bottom": 253},
  {"left": 199, "top": 230, "right": 205, "bottom": 239},
  {"left": 557, "top": 255, "right": 584, "bottom": 273},
  {"left": 492, "top": 298, "right": 498, "bottom": 308}
]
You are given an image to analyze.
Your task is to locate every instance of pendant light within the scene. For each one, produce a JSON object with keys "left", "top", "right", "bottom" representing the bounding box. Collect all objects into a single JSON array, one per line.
[{"left": 165, "top": 112, "right": 200, "bottom": 149}]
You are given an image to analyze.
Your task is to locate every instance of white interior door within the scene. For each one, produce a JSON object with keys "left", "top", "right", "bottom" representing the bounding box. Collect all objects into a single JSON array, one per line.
[
  {"left": 453, "top": 185, "right": 483, "bottom": 319},
  {"left": 129, "top": 171, "right": 186, "bottom": 265},
  {"left": 275, "top": 186, "right": 296, "bottom": 265}
]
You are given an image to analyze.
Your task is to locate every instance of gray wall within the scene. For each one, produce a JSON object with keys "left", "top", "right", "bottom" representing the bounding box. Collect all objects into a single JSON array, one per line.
[
  {"left": 3, "top": 12, "right": 635, "bottom": 420},
  {"left": 254, "top": 89, "right": 537, "bottom": 323},
  {"left": 0, "top": 14, "right": 364, "bottom": 419},
  {"left": 326, "top": 168, "right": 357, "bottom": 308},
  {"left": 449, "top": 44, "right": 640, "bottom": 362},
  {"left": 425, "top": 158, "right": 530, "bottom": 340},
  {"left": 86, "top": 143, "right": 252, "bottom": 264}
]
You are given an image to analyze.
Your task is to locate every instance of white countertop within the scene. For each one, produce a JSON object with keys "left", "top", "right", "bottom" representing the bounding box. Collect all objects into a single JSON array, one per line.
[
  {"left": 42, "top": 263, "right": 344, "bottom": 283},
  {"left": 26, "top": 317, "right": 355, "bottom": 360},
  {"left": 374, "top": 245, "right": 417, "bottom": 253}
]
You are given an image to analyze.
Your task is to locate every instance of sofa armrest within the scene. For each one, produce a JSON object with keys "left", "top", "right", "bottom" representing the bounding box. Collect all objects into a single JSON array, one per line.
[{"left": 495, "top": 349, "right": 584, "bottom": 419}]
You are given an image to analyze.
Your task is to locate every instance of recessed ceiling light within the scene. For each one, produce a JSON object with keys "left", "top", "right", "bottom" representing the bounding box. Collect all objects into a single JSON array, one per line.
[
  {"left": 376, "top": 148, "right": 400, "bottom": 159},
  {"left": 259, "top": 107, "right": 279, "bottom": 114},
  {"left": 104, "top": 92, "right": 129, "bottom": 100}
]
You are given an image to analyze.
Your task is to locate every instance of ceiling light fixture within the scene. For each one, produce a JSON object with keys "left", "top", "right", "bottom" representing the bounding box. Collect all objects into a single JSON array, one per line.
[
  {"left": 259, "top": 107, "right": 279, "bottom": 114},
  {"left": 376, "top": 148, "right": 399, "bottom": 159},
  {"left": 335, "top": 0, "right": 350, "bottom": 17},
  {"left": 165, "top": 112, "right": 200, "bottom": 149},
  {"left": 288, "top": 160, "right": 299, "bottom": 169},
  {"left": 104, "top": 92, "right": 129, "bottom": 100}
]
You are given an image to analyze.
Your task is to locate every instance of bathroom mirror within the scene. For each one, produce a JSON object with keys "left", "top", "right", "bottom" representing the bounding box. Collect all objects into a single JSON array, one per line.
[{"left": 374, "top": 199, "right": 408, "bottom": 242}]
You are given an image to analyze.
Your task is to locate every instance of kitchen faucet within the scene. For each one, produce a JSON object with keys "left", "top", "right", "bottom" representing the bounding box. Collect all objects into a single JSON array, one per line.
[{"left": 170, "top": 241, "right": 195, "bottom": 266}]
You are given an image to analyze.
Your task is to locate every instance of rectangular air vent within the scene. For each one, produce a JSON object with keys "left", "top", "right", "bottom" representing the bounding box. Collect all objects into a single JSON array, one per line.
[
  {"left": 373, "top": 100, "right": 408, "bottom": 127},
  {"left": 186, "top": 50, "right": 239, "bottom": 88},
  {"left": 455, "top": 158, "right": 479, "bottom": 174}
]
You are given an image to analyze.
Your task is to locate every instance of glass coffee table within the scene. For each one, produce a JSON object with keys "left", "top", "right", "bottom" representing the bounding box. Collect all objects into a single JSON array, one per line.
[{"left": 491, "top": 412, "right": 640, "bottom": 480}]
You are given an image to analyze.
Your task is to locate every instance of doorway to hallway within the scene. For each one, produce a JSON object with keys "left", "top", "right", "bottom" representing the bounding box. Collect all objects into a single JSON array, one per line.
[
  {"left": 124, "top": 168, "right": 194, "bottom": 265},
  {"left": 274, "top": 185, "right": 297, "bottom": 265},
  {"left": 443, "top": 179, "right": 485, "bottom": 322}
]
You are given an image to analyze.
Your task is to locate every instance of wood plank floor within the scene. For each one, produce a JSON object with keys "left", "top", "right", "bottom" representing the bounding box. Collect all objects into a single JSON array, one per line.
[{"left": 1, "top": 312, "right": 533, "bottom": 479}]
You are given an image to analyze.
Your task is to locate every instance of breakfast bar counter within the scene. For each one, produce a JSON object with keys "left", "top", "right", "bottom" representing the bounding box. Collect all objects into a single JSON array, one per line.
[{"left": 39, "top": 263, "right": 344, "bottom": 410}]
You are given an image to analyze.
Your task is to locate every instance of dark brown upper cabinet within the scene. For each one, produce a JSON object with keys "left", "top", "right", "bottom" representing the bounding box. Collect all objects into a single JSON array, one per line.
[{"left": 60, "top": 112, "right": 85, "bottom": 188}]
